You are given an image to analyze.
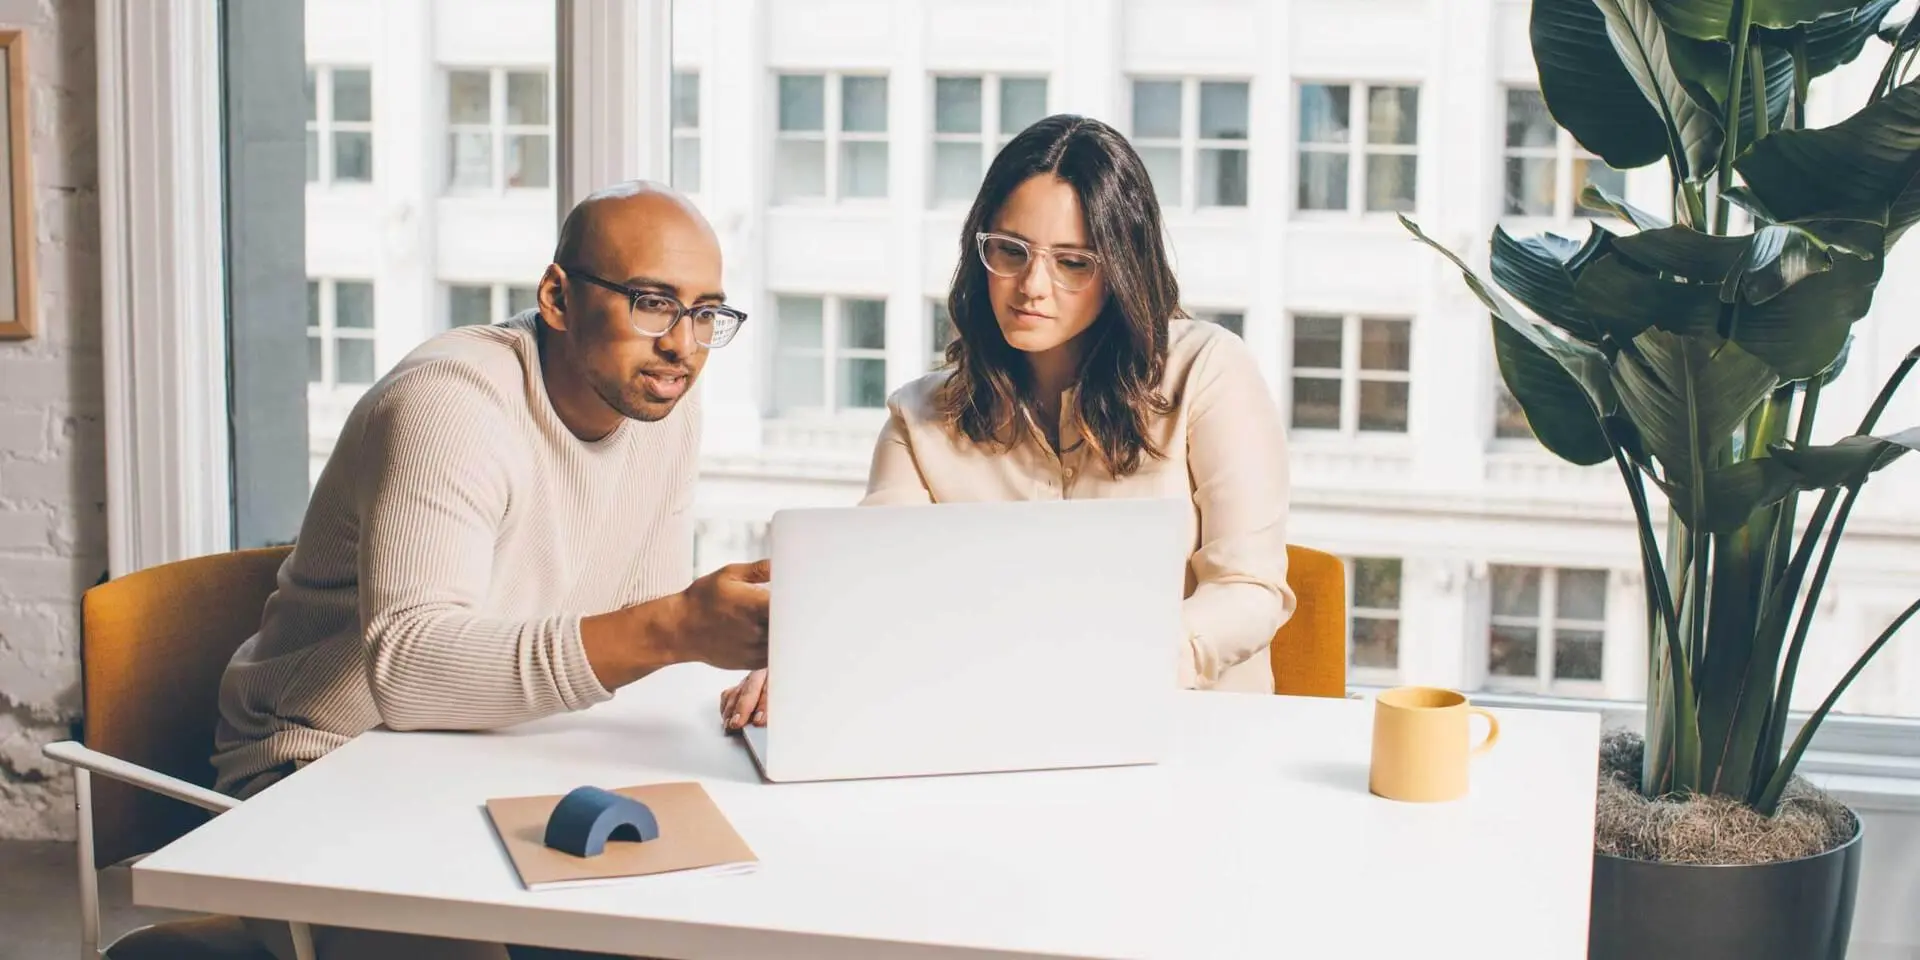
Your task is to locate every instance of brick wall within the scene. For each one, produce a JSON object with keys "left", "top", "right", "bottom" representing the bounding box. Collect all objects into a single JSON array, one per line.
[{"left": 0, "top": 0, "right": 102, "bottom": 841}]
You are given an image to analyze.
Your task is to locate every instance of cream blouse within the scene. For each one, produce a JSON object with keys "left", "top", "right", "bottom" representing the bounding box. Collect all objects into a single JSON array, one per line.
[{"left": 859, "top": 317, "right": 1296, "bottom": 693}]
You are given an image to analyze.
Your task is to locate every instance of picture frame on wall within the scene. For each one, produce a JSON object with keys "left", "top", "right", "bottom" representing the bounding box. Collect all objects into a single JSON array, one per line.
[{"left": 0, "top": 30, "right": 33, "bottom": 341}]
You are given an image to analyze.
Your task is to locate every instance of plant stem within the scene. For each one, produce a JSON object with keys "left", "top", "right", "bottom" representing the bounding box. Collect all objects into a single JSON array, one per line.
[
  {"left": 1791, "top": 35, "right": 1808, "bottom": 130},
  {"left": 1714, "top": 0, "right": 1754, "bottom": 234},
  {"left": 1762, "top": 381, "right": 1818, "bottom": 620},
  {"left": 1757, "top": 593, "right": 1920, "bottom": 814}
]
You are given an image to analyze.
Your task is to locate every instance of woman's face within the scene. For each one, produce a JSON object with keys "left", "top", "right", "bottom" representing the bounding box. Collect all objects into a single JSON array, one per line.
[{"left": 980, "top": 175, "right": 1108, "bottom": 359}]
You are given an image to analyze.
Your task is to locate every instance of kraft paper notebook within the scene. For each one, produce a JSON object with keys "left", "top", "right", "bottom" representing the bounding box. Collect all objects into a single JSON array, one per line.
[{"left": 484, "top": 781, "right": 758, "bottom": 890}]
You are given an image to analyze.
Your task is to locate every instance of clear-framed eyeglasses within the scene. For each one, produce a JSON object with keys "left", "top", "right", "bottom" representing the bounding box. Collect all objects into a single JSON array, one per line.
[
  {"left": 566, "top": 269, "right": 748, "bottom": 348},
  {"left": 975, "top": 232, "right": 1104, "bottom": 293}
]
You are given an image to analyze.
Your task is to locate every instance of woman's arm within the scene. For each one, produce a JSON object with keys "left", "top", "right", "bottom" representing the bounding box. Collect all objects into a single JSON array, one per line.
[{"left": 1181, "top": 335, "right": 1297, "bottom": 688}]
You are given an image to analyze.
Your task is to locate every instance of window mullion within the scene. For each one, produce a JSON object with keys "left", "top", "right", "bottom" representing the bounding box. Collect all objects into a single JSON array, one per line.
[
  {"left": 1183, "top": 77, "right": 1198, "bottom": 210},
  {"left": 827, "top": 73, "right": 841, "bottom": 202},
  {"left": 1349, "top": 83, "right": 1365, "bottom": 212},
  {"left": 1342, "top": 313, "right": 1361, "bottom": 435},
  {"left": 825, "top": 297, "right": 840, "bottom": 414},
  {"left": 1542, "top": 568, "right": 1561, "bottom": 690}
]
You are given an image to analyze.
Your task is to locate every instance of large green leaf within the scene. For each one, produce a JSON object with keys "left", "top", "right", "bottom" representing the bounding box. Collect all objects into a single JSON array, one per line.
[
  {"left": 1580, "top": 183, "right": 1674, "bottom": 229},
  {"left": 1401, "top": 215, "right": 1619, "bottom": 465},
  {"left": 1609, "top": 224, "right": 1753, "bottom": 280},
  {"left": 1533, "top": 0, "right": 1677, "bottom": 170},
  {"left": 1573, "top": 251, "right": 1724, "bottom": 340},
  {"left": 1596, "top": 0, "right": 1728, "bottom": 179},
  {"left": 1613, "top": 330, "right": 1781, "bottom": 480},
  {"left": 1666, "top": 34, "right": 1795, "bottom": 147},
  {"left": 1660, "top": 427, "right": 1917, "bottom": 528},
  {"left": 1651, "top": 0, "right": 1883, "bottom": 40},
  {"left": 1489, "top": 226, "right": 1613, "bottom": 343},
  {"left": 1773, "top": 0, "right": 1903, "bottom": 79},
  {"left": 1729, "top": 246, "right": 1881, "bottom": 378},
  {"left": 1768, "top": 425, "right": 1920, "bottom": 484},
  {"left": 1734, "top": 80, "right": 1920, "bottom": 242}
]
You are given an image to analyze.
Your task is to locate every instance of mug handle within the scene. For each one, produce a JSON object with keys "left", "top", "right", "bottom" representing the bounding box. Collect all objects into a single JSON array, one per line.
[{"left": 1468, "top": 706, "right": 1501, "bottom": 757}]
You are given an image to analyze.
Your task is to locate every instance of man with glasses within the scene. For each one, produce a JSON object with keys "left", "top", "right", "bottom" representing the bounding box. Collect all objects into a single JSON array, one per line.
[{"left": 213, "top": 181, "right": 760, "bottom": 960}]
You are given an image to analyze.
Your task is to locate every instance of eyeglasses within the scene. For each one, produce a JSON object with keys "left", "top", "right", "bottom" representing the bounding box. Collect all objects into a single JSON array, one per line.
[
  {"left": 975, "top": 232, "right": 1103, "bottom": 293},
  {"left": 565, "top": 269, "right": 748, "bottom": 348}
]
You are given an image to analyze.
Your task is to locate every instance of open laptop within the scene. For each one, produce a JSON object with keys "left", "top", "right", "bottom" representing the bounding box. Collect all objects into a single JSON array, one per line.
[{"left": 741, "top": 496, "right": 1188, "bottom": 783}]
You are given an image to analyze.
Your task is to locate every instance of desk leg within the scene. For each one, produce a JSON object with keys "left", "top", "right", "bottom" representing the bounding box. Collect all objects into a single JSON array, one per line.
[{"left": 290, "top": 922, "right": 316, "bottom": 960}]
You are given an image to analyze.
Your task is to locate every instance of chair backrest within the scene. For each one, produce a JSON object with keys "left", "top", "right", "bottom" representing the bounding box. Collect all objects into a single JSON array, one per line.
[
  {"left": 1270, "top": 544, "right": 1348, "bottom": 698},
  {"left": 80, "top": 545, "right": 292, "bottom": 869}
]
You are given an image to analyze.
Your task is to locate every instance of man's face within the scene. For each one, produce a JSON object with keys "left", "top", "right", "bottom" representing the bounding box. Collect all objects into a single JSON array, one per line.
[{"left": 557, "top": 197, "right": 724, "bottom": 422}]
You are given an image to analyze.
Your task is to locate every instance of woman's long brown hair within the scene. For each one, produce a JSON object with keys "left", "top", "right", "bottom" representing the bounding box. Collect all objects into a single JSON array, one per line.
[{"left": 936, "top": 114, "right": 1181, "bottom": 479}]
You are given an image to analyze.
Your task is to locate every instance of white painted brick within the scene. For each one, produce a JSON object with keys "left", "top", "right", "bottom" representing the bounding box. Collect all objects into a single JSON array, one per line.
[
  {"left": 0, "top": 408, "right": 45, "bottom": 456},
  {"left": 0, "top": 455, "right": 99, "bottom": 503},
  {"left": 0, "top": 356, "right": 102, "bottom": 407},
  {"left": 0, "top": 557, "right": 85, "bottom": 605},
  {"left": 0, "top": 509, "right": 51, "bottom": 551}
]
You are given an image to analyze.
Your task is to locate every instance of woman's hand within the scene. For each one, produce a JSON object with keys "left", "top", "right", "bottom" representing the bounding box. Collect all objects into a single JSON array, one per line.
[{"left": 719, "top": 668, "right": 768, "bottom": 731}]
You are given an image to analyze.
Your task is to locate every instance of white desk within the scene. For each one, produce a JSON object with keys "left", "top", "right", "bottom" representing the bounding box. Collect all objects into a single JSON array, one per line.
[{"left": 134, "top": 665, "right": 1599, "bottom": 959}]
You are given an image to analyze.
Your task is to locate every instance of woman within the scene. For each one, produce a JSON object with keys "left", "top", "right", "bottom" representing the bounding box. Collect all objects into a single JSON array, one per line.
[{"left": 722, "top": 114, "right": 1293, "bottom": 729}]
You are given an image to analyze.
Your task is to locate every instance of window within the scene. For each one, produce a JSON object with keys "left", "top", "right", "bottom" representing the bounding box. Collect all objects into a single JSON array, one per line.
[
  {"left": 672, "top": 69, "right": 701, "bottom": 192},
  {"left": 775, "top": 73, "right": 889, "bottom": 202},
  {"left": 1289, "top": 313, "right": 1411, "bottom": 434},
  {"left": 771, "top": 295, "right": 889, "bottom": 415},
  {"left": 929, "top": 300, "right": 955, "bottom": 370},
  {"left": 1349, "top": 557, "right": 1403, "bottom": 679},
  {"left": 446, "top": 68, "right": 552, "bottom": 192},
  {"left": 1194, "top": 310, "right": 1244, "bottom": 337},
  {"left": 305, "top": 66, "right": 373, "bottom": 184},
  {"left": 1494, "top": 381, "right": 1534, "bottom": 440},
  {"left": 1502, "top": 88, "right": 1626, "bottom": 219},
  {"left": 447, "top": 283, "right": 538, "bottom": 328},
  {"left": 1130, "top": 78, "right": 1249, "bottom": 209},
  {"left": 307, "top": 279, "right": 376, "bottom": 389},
  {"left": 1296, "top": 82, "right": 1418, "bottom": 213},
  {"left": 1487, "top": 566, "right": 1609, "bottom": 693},
  {"left": 931, "top": 75, "right": 1049, "bottom": 204}
]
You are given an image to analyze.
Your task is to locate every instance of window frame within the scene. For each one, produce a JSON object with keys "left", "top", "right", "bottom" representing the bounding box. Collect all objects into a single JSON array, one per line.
[
  {"left": 671, "top": 67, "right": 702, "bottom": 194},
  {"left": 1127, "top": 75, "right": 1252, "bottom": 212},
  {"left": 307, "top": 278, "right": 379, "bottom": 392},
  {"left": 1346, "top": 555, "right": 1403, "bottom": 686},
  {"left": 306, "top": 64, "right": 374, "bottom": 187},
  {"left": 1286, "top": 311, "right": 1413, "bottom": 437},
  {"left": 928, "top": 298, "right": 955, "bottom": 371},
  {"left": 1191, "top": 309, "right": 1246, "bottom": 338},
  {"left": 767, "top": 293, "right": 892, "bottom": 418},
  {"left": 1498, "top": 86, "right": 1622, "bottom": 223},
  {"left": 928, "top": 72, "right": 1050, "bottom": 208},
  {"left": 444, "top": 65, "right": 556, "bottom": 196},
  {"left": 772, "top": 70, "right": 892, "bottom": 205},
  {"left": 444, "top": 281, "right": 540, "bottom": 329},
  {"left": 1483, "top": 565, "right": 1610, "bottom": 699},
  {"left": 1292, "top": 79, "right": 1421, "bottom": 218}
]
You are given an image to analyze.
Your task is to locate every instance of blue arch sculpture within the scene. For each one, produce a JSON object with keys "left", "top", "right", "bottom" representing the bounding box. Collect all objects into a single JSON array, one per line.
[{"left": 542, "top": 785, "right": 661, "bottom": 857}]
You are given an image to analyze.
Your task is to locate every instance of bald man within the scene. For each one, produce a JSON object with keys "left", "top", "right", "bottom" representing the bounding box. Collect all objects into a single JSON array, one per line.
[{"left": 211, "top": 182, "right": 761, "bottom": 960}]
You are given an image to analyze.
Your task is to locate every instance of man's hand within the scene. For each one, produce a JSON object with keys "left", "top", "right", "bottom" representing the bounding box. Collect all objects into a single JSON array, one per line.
[
  {"left": 720, "top": 668, "right": 768, "bottom": 732},
  {"left": 676, "top": 560, "right": 772, "bottom": 670}
]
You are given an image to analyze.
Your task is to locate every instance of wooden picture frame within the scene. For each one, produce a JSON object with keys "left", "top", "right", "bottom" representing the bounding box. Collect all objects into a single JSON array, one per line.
[{"left": 0, "top": 30, "right": 33, "bottom": 341}]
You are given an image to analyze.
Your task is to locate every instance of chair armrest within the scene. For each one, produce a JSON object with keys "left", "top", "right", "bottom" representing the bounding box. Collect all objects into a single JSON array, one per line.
[{"left": 41, "top": 740, "right": 237, "bottom": 814}]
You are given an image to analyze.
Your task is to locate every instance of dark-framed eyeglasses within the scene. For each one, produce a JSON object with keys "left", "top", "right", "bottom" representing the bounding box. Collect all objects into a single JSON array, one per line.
[
  {"left": 975, "top": 232, "right": 1103, "bottom": 293},
  {"left": 565, "top": 269, "right": 748, "bottom": 348}
]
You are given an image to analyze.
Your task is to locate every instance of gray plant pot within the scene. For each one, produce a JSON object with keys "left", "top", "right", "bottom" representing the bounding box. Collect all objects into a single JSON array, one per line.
[{"left": 1588, "top": 817, "right": 1863, "bottom": 960}]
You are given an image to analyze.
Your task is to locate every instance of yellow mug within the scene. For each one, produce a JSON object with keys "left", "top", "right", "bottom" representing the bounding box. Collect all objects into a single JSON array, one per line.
[{"left": 1368, "top": 686, "right": 1500, "bottom": 803}]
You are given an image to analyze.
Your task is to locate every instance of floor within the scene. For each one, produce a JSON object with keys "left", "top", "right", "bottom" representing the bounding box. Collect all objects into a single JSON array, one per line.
[{"left": 0, "top": 840, "right": 196, "bottom": 960}]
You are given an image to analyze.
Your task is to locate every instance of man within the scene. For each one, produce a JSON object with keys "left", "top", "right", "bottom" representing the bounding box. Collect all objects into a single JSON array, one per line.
[{"left": 213, "top": 181, "right": 763, "bottom": 960}]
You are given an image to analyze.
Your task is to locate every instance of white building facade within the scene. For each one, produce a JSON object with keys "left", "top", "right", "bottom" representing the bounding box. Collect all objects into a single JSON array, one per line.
[{"left": 303, "top": 0, "right": 1920, "bottom": 716}]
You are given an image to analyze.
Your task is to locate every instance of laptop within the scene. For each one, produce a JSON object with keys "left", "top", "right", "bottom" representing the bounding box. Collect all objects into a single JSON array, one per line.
[{"left": 741, "top": 496, "right": 1188, "bottom": 783}]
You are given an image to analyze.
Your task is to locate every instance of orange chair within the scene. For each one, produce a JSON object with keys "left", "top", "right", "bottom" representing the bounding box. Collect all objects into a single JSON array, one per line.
[
  {"left": 1271, "top": 544, "right": 1348, "bottom": 698},
  {"left": 39, "top": 545, "right": 314, "bottom": 960}
]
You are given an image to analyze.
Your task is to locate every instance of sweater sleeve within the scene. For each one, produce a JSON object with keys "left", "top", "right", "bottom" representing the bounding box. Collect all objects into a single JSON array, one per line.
[
  {"left": 1181, "top": 334, "right": 1297, "bottom": 688},
  {"left": 352, "top": 365, "right": 612, "bottom": 731}
]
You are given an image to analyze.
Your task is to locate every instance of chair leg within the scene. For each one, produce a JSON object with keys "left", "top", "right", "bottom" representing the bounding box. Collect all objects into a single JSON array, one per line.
[
  {"left": 290, "top": 921, "right": 317, "bottom": 960},
  {"left": 75, "top": 767, "right": 102, "bottom": 959}
]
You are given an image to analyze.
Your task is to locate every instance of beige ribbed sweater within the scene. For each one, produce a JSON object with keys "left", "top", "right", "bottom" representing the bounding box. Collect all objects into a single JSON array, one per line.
[{"left": 211, "top": 313, "right": 701, "bottom": 800}]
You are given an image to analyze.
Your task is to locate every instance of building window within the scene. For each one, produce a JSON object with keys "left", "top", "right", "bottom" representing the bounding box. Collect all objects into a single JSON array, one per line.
[
  {"left": 1130, "top": 78, "right": 1249, "bottom": 209},
  {"left": 771, "top": 295, "right": 889, "bottom": 415},
  {"left": 931, "top": 75, "right": 1049, "bottom": 205},
  {"left": 775, "top": 73, "right": 889, "bottom": 202},
  {"left": 1349, "top": 557, "right": 1403, "bottom": 677},
  {"left": 307, "top": 279, "right": 376, "bottom": 388},
  {"left": 446, "top": 68, "right": 552, "bottom": 192},
  {"left": 1488, "top": 566, "right": 1609, "bottom": 692},
  {"left": 672, "top": 69, "right": 701, "bottom": 193},
  {"left": 1194, "top": 310, "right": 1244, "bottom": 337},
  {"left": 1289, "top": 313, "right": 1411, "bottom": 434},
  {"left": 929, "top": 300, "right": 956, "bottom": 370},
  {"left": 447, "top": 283, "right": 538, "bottom": 328},
  {"left": 1503, "top": 88, "right": 1626, "bottom": 219},
  {"left": 1494, "top": 381, "right": 1534, "bottom": 440},
  {"left": 1296, "top": 82, "right": 1419, "bottom": 213},
  {"left": 306, "top": 66, "right": 373, "bottom": 184}
]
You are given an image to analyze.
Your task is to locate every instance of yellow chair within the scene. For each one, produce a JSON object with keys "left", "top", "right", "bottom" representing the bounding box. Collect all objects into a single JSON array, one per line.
[
  {"left": 1271, "top": 545, "right": 1349, "bottom": 698},
  {"left": 39, "top": 545, "right": 315, "bottom": 960}
]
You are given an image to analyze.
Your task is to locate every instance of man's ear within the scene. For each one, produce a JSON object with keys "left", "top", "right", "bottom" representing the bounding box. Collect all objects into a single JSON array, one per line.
[{"left": 538, "top": 264, "right": 568, "bottom": 332}]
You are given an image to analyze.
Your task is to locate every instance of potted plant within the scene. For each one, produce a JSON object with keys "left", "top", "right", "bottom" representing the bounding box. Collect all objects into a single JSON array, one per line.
[{"left": 1400, "top": 1, "right": 1920, "bottom": 957}]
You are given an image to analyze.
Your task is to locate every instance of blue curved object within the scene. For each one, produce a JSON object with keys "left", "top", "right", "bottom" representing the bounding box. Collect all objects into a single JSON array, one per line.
[{"left": 542, "top": 786, "right": 661, "bottom": 858}]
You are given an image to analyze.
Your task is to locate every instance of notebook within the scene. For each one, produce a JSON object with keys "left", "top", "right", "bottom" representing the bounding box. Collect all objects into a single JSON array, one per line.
[{"left": 483, "top": 781, "right": 758, "bottom": 890}]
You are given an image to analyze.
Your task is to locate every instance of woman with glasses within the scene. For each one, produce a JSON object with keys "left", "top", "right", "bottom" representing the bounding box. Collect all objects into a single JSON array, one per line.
[{"left": 721, "top": 114, "right": 1293, "bottom": 730}]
